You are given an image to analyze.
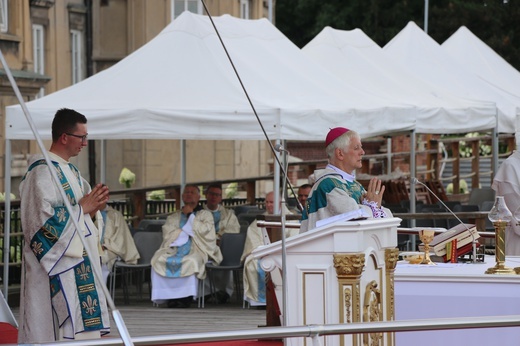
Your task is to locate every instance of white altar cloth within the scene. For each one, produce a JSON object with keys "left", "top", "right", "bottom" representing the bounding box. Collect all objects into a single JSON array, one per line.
[{"left": 395, "top": 256, "right": 520, "bottom": 345}]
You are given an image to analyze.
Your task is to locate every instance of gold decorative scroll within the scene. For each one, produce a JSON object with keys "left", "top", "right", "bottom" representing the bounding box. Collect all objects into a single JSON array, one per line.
[
  {"left": 385, "top": 248, "right": 399, "bottom": 346},
  {"left": 362, "top": 280, "right": 382, "bottom": 346},
  {"left": 334, "top": 253, "right": 365, "bottom": 346},
  {"left": 344, "top": 287, "right": 352, "bottom": 323},
  {"left": 384, "top": 248, "right": 398, "bottom": 319},
  {"left": 333, "top": 253, "right": 365, "bottom": 277},
  {"left": 385, "top": 248, "right": 399, "bottom": 271}
]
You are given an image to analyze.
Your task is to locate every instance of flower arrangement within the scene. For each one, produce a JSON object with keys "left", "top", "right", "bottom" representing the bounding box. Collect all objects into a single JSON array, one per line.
[
  {"left": 119, "top": 168, "right": 136, "bottom": 188},
  {"left": 0, "top": 192, "right": 16, "bottom": 201},
  {"left": 446, "top": 179, "right": 468, "bottom": 194},
  {"left": 225, "top": 182, "right": 238, "bottom": 199},
  {"left": 459, "top": 132, "right": 491, "bottom": 158},
  {"left": 148, "top": 190, "right": 165, "bottom": 200}
]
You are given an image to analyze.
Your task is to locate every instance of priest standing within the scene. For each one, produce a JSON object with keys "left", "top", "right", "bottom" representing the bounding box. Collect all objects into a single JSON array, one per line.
[
  {"left": 19, "top": 108, "right": 110, "bottom": 343},
  {"left": 492, "top": 150, "right": 520, "bottom": 255}
]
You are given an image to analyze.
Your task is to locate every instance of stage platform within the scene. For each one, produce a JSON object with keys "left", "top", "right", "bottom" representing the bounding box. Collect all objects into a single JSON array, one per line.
[
  {"left": 1, "top": 287, "right": 276, "bottom": 345},
  {"left": 4, "top": 255, "right": 520, "bottom": 345}
]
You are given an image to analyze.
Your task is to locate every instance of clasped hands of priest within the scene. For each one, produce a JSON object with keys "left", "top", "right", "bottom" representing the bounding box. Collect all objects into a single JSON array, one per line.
[
  {"left": 80, "top": 183, "right": 110, "bottom": 217},
  {"left": 163, "top": 201, "right": 199, "bottom": 248}
]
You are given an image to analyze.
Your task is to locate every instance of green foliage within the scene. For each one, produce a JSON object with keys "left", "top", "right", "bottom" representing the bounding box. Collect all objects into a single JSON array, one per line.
[{"left": 276, "top": 0, "right": 520, "bottom": 70}]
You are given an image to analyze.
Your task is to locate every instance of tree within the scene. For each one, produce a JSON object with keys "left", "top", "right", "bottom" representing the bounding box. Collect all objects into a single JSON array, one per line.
[{"left": 276, "top": 0, "right": 520, "bottom": 70}]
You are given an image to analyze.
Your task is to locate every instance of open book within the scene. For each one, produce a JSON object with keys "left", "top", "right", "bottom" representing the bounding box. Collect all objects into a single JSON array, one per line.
[{"left": 316, "top": 208, "right": 370, "bottom": 228}]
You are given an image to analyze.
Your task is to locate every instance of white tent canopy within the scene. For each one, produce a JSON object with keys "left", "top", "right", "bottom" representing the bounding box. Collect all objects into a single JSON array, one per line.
[
  {"left": 383, "top": 22, "right": 519, "bottom": 134},
  {"left": 441, "top": 26, "right": 520, "bottom": 134},
  {"left": 442, "top": 26, "right": 520, "bottom": 99},
  {"left": 302, "top": 25, "right": 499, "bottom": 217},
  {"left": 6, "top": 12, "right": 416, "bottom": 141},
  {"left": 3, "top": 10, "right": 421, "bottom": 304},
  {"left": 302, "top": 26, "right": 497, "bottom": 134}
]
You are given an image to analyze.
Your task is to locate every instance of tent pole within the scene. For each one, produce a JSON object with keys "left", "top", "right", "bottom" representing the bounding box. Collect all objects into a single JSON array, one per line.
[
  {"left": 100, "top": 139, "right": 106, "bottom": 183},
  {"left": 279, "top": 150, "right": 289, "bottom": 329},
  {"left": 492, "top": 110, "right": 498, "bottom": 181},
  {"left": 424, "top": 0, "right": 429, "bottom": 34},
  {"left": 410, "top": 130, "right": 417, "bottom": 215},
  {"left": 2, "top": 139, "right": 12, "bottom": 299},
  {"left": 410, "top": 130, "right": 417, "bottom": 249},
  {"left": 387, "top": 137, "right": 392, "bottom": 174},
  {"left": 274, "top": 138, "right": 281, "bottom": 214},
  {"left": 268, "top": 0, "right": 273, "bottom": 23},
  {"left": 181, "top": 139, "right": 186, "bottom": 193}
]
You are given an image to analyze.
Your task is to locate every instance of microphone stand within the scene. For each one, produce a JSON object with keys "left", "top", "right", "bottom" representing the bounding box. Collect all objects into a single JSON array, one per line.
[{"left": 412, "top": 178, "right": 479, "bottom": 264}]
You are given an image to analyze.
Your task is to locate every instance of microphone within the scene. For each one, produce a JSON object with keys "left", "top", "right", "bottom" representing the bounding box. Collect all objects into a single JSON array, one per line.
[
  {"left": 274, "top": 144, "right": 289, "bottom": 153},
  {"left": 411, "top": 177, "right": 479, "bottom": 264}
]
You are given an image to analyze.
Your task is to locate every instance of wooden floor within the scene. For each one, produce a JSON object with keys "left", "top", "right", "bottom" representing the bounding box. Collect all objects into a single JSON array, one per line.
[
  {"left": 9, "top": 287, "right": 268, "bottom": 341},
  {"left": 107, "top": 300, "right": 267, "bottom": 339}
]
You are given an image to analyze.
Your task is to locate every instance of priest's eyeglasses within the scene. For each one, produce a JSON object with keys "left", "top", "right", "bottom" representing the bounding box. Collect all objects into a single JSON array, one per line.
[{"left": 66, "top": 133, "right": 88, "bottom": 142}]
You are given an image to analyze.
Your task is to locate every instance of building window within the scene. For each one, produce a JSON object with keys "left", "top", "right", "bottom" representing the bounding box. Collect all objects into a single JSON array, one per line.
[
  {"left": 0, "top": 0, "right": 8, "bottom": 33},
  {"left": 171, "top": 0, "right": 201, "bottom": 20},
  {"left": 70, "top": 29, "right": 85, "bottom": 84},
  {"left": 33, "top": 24, "right": 45, "bottom": 98},
  {"left": 240, "top": 0, "right": 250, "bottom": 19}
]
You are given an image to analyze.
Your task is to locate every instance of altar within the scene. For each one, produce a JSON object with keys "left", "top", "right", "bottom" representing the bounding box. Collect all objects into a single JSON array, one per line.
[{"left": 395, "top": 256, "right": 520, "bottom": 345}]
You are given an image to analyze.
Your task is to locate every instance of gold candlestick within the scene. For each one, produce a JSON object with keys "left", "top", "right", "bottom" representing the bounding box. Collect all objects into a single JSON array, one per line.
[
  {"left": 419, "top": 229, "right": 436, "bottom": 265},
  {"left": 486, "top": 220, "right": 515, "bottom": 274},
  {"left": 486, "top": 196, "right": 515, "bottom": 275}
]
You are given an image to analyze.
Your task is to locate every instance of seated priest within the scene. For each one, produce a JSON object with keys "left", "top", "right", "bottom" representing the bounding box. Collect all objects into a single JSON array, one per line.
[
  {"left": 203, "top": 183, "right": 240, "bottom": 240},
  {"left": 97, "top": 202, "right": 140, "bottom": 284},
  {"left": 240, "top": 191, "right": 298, "bottom": 306},
  {"left": 96, "top": 204, "right": 140, "bottom": 282},
  {"left": 151, "top": 185, "right": 222, "bottom": 308},
  {"left": 203, "top": 183, "right": 240, "bottom": 303},
  {"left": 300, "top": 127, "right": 391, "bottom": 233},
  {"left": 296, "top": 184, "right": 312, "bottom": 213}
]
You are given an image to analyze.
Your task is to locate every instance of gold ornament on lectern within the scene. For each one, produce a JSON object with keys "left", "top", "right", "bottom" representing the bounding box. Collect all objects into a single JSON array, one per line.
[
  {"left": 418, "top": 229, "right": 436, "bottom": 265},
  {"left": 486, "top": 196, "right": 515, "bottom": 275}
]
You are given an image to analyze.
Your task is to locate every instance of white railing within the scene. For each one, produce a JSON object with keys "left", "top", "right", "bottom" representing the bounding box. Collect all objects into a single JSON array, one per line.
[{"left": 38, "top": 314, "right": 520, "bottom": 345}]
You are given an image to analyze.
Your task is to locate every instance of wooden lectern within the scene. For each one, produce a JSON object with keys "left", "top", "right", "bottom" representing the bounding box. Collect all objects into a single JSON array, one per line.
[{"left": 252, "top": 217, "right": 401, "bottom": 346}]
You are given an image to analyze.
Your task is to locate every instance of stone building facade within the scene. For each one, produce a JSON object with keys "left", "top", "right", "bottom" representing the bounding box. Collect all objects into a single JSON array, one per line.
[{"left": 0, "top": 0, "right": 275, "bottom": 197}]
